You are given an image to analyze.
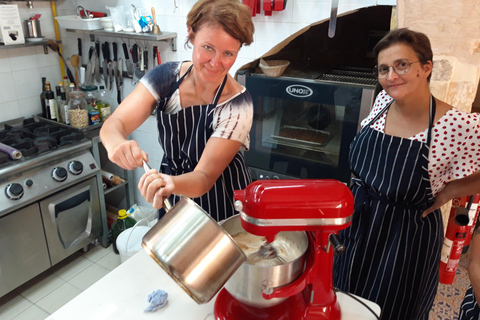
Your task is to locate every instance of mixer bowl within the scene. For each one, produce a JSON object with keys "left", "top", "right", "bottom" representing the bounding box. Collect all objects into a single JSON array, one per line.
[{"left": 221, "top": 215, "right": 308, "bottom": 308}]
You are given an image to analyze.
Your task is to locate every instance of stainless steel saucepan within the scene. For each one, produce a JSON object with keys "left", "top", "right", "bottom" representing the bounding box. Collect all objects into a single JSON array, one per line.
[{"left": 141, "top": 161, "right": 246, "bottom": 304}]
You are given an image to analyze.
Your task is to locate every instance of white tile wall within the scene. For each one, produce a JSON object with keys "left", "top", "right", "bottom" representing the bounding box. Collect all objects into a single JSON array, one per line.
[{"left": 1, "top": 0, "right": 394, "bottom": 207}]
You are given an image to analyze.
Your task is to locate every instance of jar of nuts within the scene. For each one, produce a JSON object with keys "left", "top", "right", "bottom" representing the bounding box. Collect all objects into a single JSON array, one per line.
[{"left": 68, "top": 91, "right": 89, "bottom": 128}]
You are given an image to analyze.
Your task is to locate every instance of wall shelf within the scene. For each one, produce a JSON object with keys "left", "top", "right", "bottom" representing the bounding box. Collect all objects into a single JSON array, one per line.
[
  {"left": 66, "top": 29, "right": 178, "bottom": 51},
  {"left": 0, "top": 39, "right": 61, "bottom": 53}
]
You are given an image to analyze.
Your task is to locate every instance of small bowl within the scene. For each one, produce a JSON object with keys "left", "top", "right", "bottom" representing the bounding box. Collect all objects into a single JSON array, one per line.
[
  {"left": 99, "top": 17, "right": 114, "bottom": 31},
  {"left": 259, "top": 59, "right": 290, "bottom": 77}
]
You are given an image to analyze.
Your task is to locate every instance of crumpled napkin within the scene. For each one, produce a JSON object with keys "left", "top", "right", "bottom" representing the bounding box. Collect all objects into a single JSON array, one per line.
[{"left": 144, "top": 289, "right": 168, "bottom": 312}]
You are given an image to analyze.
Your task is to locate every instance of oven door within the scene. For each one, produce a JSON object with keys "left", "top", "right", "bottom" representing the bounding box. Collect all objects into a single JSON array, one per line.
[
  {"left": 40, "top": 177, "right": 101, "bottom": 266},
  {"left": 243, "top": 73, "right": 374, "bottom": 183}
]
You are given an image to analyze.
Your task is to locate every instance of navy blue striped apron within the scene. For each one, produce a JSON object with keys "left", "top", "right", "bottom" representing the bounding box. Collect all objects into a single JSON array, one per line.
[
  {"left": 334, "top": 96, "right": 444, "bottom": 319},
  {"left": 459, "top": 285, "right": 480, "bottom": 319},
  {"left": 155, "top": 66, "right": 251, "bottom": 221}
]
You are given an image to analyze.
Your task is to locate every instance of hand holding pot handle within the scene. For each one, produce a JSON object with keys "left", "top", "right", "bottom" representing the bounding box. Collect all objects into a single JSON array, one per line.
[{"left": 142, "top": 160, "right": 172, "bottom": 211}]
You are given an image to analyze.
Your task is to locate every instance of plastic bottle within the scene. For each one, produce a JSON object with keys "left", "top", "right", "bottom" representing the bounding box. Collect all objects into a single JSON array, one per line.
[
  {"left": 110, "top": 209, "right": 137, "bottom": 254},
  {"left": 96, "top": 85, "right": 111, "bottom": 122}
]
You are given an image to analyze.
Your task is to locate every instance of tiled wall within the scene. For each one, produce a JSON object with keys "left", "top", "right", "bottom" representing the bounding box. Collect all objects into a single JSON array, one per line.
[{"left": 0, "top": 0, "right": 394, "bottom": 208}]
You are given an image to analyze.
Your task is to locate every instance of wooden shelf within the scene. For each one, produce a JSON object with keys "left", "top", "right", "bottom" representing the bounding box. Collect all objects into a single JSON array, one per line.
[{"left": 66, "top": 29, "right": 177, "bottom": 51}]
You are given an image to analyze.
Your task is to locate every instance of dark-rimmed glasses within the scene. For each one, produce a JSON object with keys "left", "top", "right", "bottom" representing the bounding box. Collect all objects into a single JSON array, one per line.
[{"left": 373, "top": 59, "right": 420, "bottom": 79}]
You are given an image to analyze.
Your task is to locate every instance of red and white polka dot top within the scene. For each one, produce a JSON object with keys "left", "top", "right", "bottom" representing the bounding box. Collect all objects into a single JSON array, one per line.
[{"left": 361, "top": 90, "right": 480, "bottom": 196}]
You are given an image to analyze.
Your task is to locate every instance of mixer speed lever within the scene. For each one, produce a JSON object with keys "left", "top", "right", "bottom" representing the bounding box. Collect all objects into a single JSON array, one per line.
[{"left": 328, "top": 234, "right": 345, "bottom": 255}]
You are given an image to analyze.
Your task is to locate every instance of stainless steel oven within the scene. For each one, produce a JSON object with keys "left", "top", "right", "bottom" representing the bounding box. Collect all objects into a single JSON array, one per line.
[
  {"left": 238, "top": 68, "right": 377, "bottom": 183},
  {"left": 0, "top": 118, "right": 101, "bottom": 298}
]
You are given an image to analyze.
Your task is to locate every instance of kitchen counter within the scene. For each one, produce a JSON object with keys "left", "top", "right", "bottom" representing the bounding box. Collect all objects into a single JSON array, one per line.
[{"left": 46, "top": 250, "right": 380, "bottom": 320}]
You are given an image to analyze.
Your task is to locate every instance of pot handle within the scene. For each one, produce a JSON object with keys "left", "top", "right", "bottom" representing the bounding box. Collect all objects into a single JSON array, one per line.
[{"left": 142, "top": 160, "right": 173, "bottom": 212}]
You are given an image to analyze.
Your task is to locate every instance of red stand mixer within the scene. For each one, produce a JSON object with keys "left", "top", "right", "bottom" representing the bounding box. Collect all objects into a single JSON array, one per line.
[{"left": 214, "top": 179, "right": 354, "bottom": 320}]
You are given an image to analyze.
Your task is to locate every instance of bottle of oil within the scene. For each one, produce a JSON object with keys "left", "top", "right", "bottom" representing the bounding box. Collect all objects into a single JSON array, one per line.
[
  {"left": 40, "top": 77, "right": 47, "bottom": 117},
  {"left": 110, "top": 209, "right": 137, "bottom": 254},
  {"left": 44, "top": 82, "right": 57, "bottom": 121}
]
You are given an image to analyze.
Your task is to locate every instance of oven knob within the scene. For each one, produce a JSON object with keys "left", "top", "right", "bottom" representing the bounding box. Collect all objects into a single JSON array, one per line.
[
  {"left": 68, "top": 161, "right": 83, "bottom": 175},
  {"left": 5, "top": 183, "right": 24, "bottom": 200},
  {"left": 25, "top": 179, "right": 33, "bottom": 187},
  {"left": 52, "top": 167, "right": 68, "bottom": 182}
]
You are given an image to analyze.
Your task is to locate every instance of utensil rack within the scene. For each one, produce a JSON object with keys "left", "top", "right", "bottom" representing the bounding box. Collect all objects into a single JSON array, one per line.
[{"left": 66, "top": 29, "right": 177, "bottom": 51}]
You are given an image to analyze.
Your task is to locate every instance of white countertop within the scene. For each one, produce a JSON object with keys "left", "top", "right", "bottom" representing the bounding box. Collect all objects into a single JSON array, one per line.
[{"left": 46, "top": 250, "right": 380, "bottom": 320}]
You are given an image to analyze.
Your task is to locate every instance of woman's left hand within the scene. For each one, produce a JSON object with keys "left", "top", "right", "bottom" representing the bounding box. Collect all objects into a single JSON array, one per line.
[{"left": 138, "top": 168, "right": 175, "bottom": 209}]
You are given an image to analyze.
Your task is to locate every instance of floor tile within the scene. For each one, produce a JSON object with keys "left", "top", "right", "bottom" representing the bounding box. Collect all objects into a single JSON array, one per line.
[
  {"left": 35, "top": 283, "right": 81, "bottom": 314},
  {"left": 51, "top": 256, "right": 93, "bottom": 282},
  {"left": 67, "top": 264, "right": 110, "bottom": 291},
  {"left": 0, "top": 294, "right": 33, "bottom": 320},
  {"left": 11, "top": 305, "right": 49, "bottom": 320},
  {"left": 18, "top": 273, "right": 66, "bottom": 303},
  {"left": 96, "top": 251, "right": 122, "bottom": 271},
  {"left": 82, "top": 244, "right": 112, "bottom": 263}
]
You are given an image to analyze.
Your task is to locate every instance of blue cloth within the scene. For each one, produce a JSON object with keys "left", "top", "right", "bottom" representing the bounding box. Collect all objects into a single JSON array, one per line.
[{"left": 144, "top": 290, "right": 168, "bottom": 312}]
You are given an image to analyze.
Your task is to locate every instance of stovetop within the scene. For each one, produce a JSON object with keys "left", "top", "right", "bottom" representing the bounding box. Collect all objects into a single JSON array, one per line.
[
  {"left": 0, "top": 118, "right": 100, "bottom": 216},
  {"left": 0, "top": 117, "right": 86, "bottom": 169}
]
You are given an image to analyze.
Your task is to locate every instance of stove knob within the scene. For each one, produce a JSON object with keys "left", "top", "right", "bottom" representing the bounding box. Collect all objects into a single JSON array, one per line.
[
  {"left": 25, "top": 179, "right": 33, "bottom": 187},
  {"left": 5, "top": 183, "right": 24, "bottom": 200},
  {"left": 52, "top": 167, "right": 68, "bottom": 182},
  {"left": 68, "top": 161, "right": 83, "bottom": 175}
]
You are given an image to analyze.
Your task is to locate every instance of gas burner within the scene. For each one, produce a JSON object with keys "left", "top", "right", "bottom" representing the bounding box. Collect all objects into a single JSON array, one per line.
[{"left": 0, "top": 118, "right": 86, "bottom": 169}]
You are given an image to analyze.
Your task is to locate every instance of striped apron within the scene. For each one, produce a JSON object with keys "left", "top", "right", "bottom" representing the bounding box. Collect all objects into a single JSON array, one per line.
[
  {"left": 155, "top": 66, "right": 251, "bottom": 221},
  {"left": 334, "top": 96, "right": 444, "bottom": 319},
  {"left": 459, "top": 285, "right": 480, "bottom": 320}
]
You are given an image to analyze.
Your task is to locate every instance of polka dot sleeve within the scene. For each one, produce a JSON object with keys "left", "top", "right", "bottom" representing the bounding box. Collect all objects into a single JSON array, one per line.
[{"left": 362, "top": 90, "right": 480, "bottom": 196}]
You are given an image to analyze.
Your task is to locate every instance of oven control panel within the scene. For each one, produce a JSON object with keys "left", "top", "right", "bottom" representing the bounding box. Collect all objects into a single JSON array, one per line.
[{"left": 0, "top": 151, "right": 99, "bottom": 216}]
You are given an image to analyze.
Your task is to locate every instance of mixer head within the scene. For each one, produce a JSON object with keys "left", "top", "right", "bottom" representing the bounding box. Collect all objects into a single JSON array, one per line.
[{"left": 234, "top": 179, "right": 354, "bottom": 239}]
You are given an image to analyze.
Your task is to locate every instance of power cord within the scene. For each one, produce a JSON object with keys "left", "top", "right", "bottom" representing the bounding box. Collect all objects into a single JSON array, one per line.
[{"left": 334, "top": 287, "right": 381, "bottom": 319}]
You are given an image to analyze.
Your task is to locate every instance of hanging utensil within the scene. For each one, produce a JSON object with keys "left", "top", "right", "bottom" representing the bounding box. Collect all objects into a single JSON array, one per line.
[
  {"left": 122, "top": 42, "right": 134, "bottom": 77},
  {"left": 328, "top": 0, "right": 339, "bottom": 38},
  {"left": 118, "top": 57, "right": 123, "bottom": 104},
  {"left": 94, "top": 40, "right": 101, "bottom": 83},
  {"left": 105, "top": 42, "right": 114, "bottom": 91},
  {"left": 101, "top": 43, "right": 109, "bottom": 89},
  {"left": 70, "top": 54, "right": 80, "bottom": 88},
  {"left": 151, "top": 7, "right": 162, "bottom": 35},
  {"left": 85, "top": 46, "right": 94, "bottom": 84},
  {"left": 47, "top": 39, "right": 75, "bottom": 84}
]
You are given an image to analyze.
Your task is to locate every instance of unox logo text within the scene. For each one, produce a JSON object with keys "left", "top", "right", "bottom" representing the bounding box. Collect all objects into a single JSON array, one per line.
[{"left": 286, "top": 85, "right": 313, "bottom": 98}]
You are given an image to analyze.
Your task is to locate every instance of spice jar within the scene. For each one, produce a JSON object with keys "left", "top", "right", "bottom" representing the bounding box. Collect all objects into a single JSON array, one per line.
[{"left": 68, "top": 91, "right": 89, "bottom": 128}]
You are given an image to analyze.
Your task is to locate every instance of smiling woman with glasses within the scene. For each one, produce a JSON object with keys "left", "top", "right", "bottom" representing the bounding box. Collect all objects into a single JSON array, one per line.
[
  {"left": 374, "top": 58, "right": 420, "bottom": 78},
  {"left": 334, "top": 28, "right": 480, "bottom": 320}
]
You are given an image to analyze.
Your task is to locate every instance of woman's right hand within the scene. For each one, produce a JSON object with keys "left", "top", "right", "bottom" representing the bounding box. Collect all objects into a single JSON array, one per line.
[{"left": 107, "top": 139, "right": 148, "bottom": 170}]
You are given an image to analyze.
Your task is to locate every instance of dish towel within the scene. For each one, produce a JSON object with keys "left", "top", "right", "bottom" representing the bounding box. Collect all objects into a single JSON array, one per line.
[{"left": 144, "top": 289, "right": 168, "bottom": 312}]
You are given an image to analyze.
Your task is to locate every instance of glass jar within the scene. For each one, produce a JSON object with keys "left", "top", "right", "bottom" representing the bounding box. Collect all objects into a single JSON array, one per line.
[
  {"left": 80, "top": 85, "right": 98, "bottom": 110},
  {"left": 68, "top": 91, "right": 89, "bottom": 128}
]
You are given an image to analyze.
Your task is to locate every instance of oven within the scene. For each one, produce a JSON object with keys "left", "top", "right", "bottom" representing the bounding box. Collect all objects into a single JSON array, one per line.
[
  {"left": 238, "top": 68, "right": 377, "bottom": 183},
  {"left": 0, "top": 117, "right": 101, "bottom": 298}
]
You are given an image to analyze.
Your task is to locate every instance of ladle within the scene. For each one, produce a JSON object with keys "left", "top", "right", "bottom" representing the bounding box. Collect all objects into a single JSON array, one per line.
[
  {"left": 151, "top": 7, "right": 162, "bottom": 35},
  {"left": 47, "top": 39, "right": 75, "bottom": 84},
  {"left": 70, "top": 54, "right": 80, "bottom": 87}
]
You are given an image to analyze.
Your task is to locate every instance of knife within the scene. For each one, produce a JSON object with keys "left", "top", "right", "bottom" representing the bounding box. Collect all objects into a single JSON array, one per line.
[
  {"left": 143, "top": 48, "right": 148, "bottom": 72},
  {"left": 118, "top": 57, "right": 123, "bottom": 104},
  {"left": 78, "top": 38, "right": 82, "bottom": 65},
  {"left": 101, "top": 43, "right": 109, "bottom": 90},
  {"left": 85, "top": 46, "right": 94, "bottom": 84},
  {"left": 105, "top": 42, "right": 114, "bottom": 91},
  {"left": 123, "top": 42, "right": 134, "bottom": 77},
  {"left": 113, "top": 42, "right": 119, "bottom": 99},
  {"left": 94, "top": 41, "right": 101, "bottom": 83},
  {"left": 132, "top": 44, "right": 140, "bottom": 85}
]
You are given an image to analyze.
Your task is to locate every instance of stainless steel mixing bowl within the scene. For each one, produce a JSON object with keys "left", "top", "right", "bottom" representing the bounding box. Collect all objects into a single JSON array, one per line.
[{"left": 221, "top": 215, "right": 309, "bottom": 308}]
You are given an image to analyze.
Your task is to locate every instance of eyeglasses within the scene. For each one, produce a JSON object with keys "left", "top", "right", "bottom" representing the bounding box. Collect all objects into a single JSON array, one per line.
[{"left": 373, "top": 59, "right": 420, "bottom": 79}]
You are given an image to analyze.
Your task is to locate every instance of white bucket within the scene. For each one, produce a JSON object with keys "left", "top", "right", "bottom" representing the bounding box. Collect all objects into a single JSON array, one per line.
[{"left": 116, "top": 219, "right": 151, "bottom": 263}]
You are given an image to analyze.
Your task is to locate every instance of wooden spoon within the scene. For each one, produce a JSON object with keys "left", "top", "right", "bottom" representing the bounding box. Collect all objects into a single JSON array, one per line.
[
  {"left": 47, "top": 39, "right": 75, "bottom": 84},
  {"left": 151, "top": 7, "right": 162, "bottom": 35},
  {"left": 70, "top": 54, "right": 80, "bottom": 87}
]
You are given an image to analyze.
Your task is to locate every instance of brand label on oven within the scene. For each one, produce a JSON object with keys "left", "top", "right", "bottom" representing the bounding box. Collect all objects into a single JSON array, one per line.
[{"left": 286, "top": 85, "right": 313, "bottom": 98}]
